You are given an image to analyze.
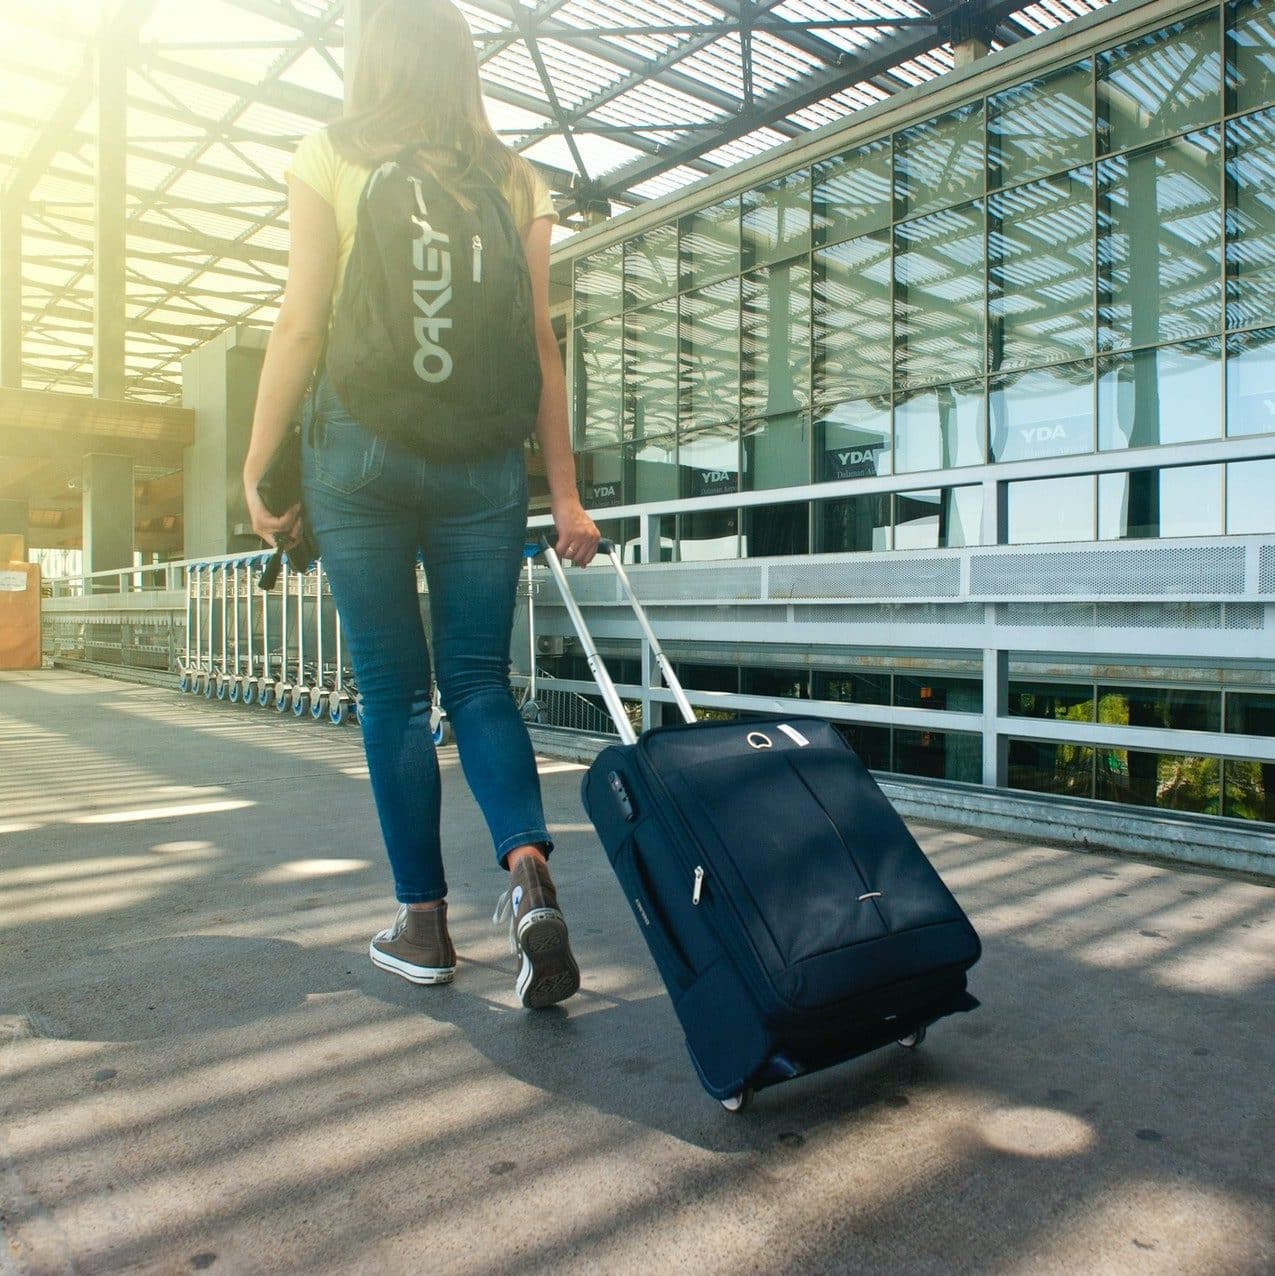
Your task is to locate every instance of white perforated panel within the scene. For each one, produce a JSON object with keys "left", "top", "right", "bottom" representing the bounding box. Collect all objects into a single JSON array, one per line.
[
  {"left": 1261, "top": 546, "right": 1275, "bottom": 594},
  {"left": 771, "top": 558, "right": 961, "bottom": 600},
  {"left": 632, "top": 564, "right": 765, "bottom": 602},
  {"left": 971, "top": 545, "right": 1245, "bottom": 597},
  {"left": 792, "top": 603, "right": 984, "bottom": 625}
]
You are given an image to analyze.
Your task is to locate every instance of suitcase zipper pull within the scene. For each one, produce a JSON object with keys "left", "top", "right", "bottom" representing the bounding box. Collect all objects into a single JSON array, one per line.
[
  {"left": 472, "top": 234, "right": 483, "bottom": 283},
  {"left": 692, "top": 865, "right": 705, "bottom": 905}
]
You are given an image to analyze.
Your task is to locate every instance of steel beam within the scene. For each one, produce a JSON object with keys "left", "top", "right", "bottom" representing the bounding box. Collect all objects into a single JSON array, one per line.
[
  {"left": 94, "top": 38, "right": 129, "bottom": 401},
  {"left": 0, "top": 203, "right": 20, "bottom": 388}
]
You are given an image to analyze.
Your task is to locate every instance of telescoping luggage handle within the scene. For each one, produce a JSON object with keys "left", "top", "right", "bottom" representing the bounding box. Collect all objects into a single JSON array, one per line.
[{"left": 534, "top": 537, "right": 697, "bottom": 747}]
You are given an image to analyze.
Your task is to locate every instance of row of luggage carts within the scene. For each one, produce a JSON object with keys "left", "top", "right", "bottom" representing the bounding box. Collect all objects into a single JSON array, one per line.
[{"left": 177, "top": 553, "right": 368, "bottom": 725}]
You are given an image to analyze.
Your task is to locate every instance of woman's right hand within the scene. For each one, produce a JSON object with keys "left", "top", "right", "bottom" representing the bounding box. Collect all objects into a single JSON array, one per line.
[{"left": 244, "top": 477, "right": 302, "bottom": 549}]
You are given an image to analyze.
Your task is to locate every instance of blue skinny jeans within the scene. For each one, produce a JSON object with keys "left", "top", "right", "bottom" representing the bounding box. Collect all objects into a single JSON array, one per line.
[{"left": 302, "top": 376, "right": 551, "bottom": 904}]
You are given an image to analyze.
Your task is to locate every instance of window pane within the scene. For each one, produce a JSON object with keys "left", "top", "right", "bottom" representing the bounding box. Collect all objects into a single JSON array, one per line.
[
  {"left": 578, "top": 446, "right": 627, "bottom": 509},
  {"left": 1098, "top": 339, "right": 1223, "bottom": 450},
  {"left": 629, "top": 435, "right": 678, "bottom": 503},
  {"left": 741, "top": 261, "right": 811, "bottom": 420},
  {"left": 574, "top": 242, "right": 625, "bottom": 325},
  {"left": 1101, "top": 339, "right": 1224, "bottom": 448},
  {"left": 1228, "top": 0, "right": 1275, "bottom": 116},
  {"left": 815, "top": 396, "right": 893, "bottom": 481},
  {"left": 742, "top": 170, "right": 811, "bottom": 269},
  {"left": 1009, "top": 740, "right": 1096, "bottom": 798},
  {"left": 1223, "top": 759, "right": 1275, "bottom": 821},
  {"left": 1009, "top": 682, "right": 1096, "bottom": 722},
  {"left": 1097, "top": 685, "right": 1222, "bottom": 731},
  {"left": 812, "top": 137, "right": 892, "bottom": 246},
  {"left": 1226, "top": 109, "right": 1275, "bottom": 330},
  {"left": 893, "top": 729, "right": 982, "bottom": 783},
  {"left": 988, "top": 60, "right": 1094, "bottom": 189},
  {"left": 744, "top": 502, "right": 809, "bottom": 558},
  {"left": 988, "top": 169, "right": 1096, "bottom": 371},
  {"left": 894, "top": 487, "right": 983, "bottom": 549},
  {"left": 1095, "top": 749, "right": 1221, "bottom": 815},
  {"left": 741, "top": 667, "right": 810, "bottom": 698},
  {"left": 814, "top": 493, "right": 891, "bottom": 553},
  {"left": 743, "top": 412, "right": 810, "bottom": 491},
  {"left": 894, "top": 104, "right": 985, "bottom": 219},
  {"left": 679, "top": 423, "right": 739, "bottom": 497},
  {"left": 1228, "top": 327, "right": 1275, "bottom": 435},
  {"left": 813, "top": 233, "right": 892, "bottom": 402},
  {"left": 625, "top": 299, "right": 678, "bottom": 439},
  {"left": 895, "top": 204, "right": 986, "bottom": 387},
  {"left": 1227, "top": 458, "right": 1275, "bottom": 532},
  {"left": 1098, "top": 464, "right": 1224, "bottom": 539},
  {"left": 679, "top": 199, "right": 740, "bottom": 291},
  {"left": 1227, "top": 690, "right": 1275, "bottom": 735},
  {"left": 989, "top": 362, "right": 1095, "bottom": 463},
  {"left": 679, "top": 281, "right": 739, "bottom": 429},
  {"left": 814, "top": 670, "right": 891, "bottom": 706},
  {"left": 1097, "top": 129, "right": 1224, "bottom": 350},
  {"left": 1098, "top": 15, "right": 1222, "bottom": 155},
  {"left": 625, "top": 222, "right": 678, "bottom": 308},
  {"left": 832, "top": 723, "right": 892, "bottom": 770},
  {"left": 895, "top": 674, "right": 981, "bottom": 712},
  {"left": 573, "top": 316, "right": 624, "bottom": 448},
  {"left": 679, "top": 508, "right": 739, "bottom": 560},
  {"left": 1007, "top": 474, "right": 1095, "bottom": 544},
  {"left": 894, "top": 381, "right": 985, "bottom": 474}
]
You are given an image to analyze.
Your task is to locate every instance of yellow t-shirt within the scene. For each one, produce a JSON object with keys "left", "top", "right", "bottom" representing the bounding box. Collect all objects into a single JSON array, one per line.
[{"left": 286, "top": 129, "right": 556, "bottom": 305}]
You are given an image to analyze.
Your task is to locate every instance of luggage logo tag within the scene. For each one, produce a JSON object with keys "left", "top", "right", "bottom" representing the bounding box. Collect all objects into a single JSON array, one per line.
[{"left": 747, "top": 723, "right": 811, "bottom": 750}]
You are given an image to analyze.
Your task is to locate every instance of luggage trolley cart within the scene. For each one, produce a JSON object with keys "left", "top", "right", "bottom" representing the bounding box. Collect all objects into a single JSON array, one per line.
[
  {"left": 203, "top": 562, "right": 221, "bottom": 699},
  {"left": 328, "top": 604, "right": 355, "bottom": 725},
  {"left": 179, "top": 562, "right": 199, "bottom": 693},
  {"left": 291, "top": 560, "right": 312, "bottom": 717},
  {"left": 241, "top": 555, "right": 259, "bottom": 705},
  {"left": 273, "top": 557, "right": 295, "bottom": 713},
  {"left": 310, "top": 561, "right": 333, "bottom": 721},
  {"left": 254, "top": 552, "right": 277, "bottom": 708},
  {"left": 226, "top": 558, "right": 245, "bottom": 702}
]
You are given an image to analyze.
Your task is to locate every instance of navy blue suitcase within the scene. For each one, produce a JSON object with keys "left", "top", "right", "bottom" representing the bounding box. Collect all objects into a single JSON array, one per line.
[{"left": 540, "top": 541, "right": 981, "bottom": 1111}]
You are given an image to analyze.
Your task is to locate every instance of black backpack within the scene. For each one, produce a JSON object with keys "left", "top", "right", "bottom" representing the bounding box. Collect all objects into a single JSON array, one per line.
[{"left": 326, "top": 148, "right": 543, "bottom": 460}]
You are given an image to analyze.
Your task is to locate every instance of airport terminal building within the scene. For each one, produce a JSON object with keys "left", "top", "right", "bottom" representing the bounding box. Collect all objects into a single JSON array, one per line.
[{"left": 535, "top": 0, "right": 1275, "bottom": 829}]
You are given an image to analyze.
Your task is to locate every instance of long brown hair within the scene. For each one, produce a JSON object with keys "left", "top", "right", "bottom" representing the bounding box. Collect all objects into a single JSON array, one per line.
[{"left": 329, "top": 0, "right": 537, "bottom": 212}]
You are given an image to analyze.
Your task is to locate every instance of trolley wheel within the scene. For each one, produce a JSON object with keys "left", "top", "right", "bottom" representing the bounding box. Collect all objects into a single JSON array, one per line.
[
  {"left": 310, "top": 691, "right": 329, "bottom": 721},
  {"left": 178, "top": 670, "right": 191, "bottom": 694},
  {"left": 204, "top": 674, "right": 217, "bottom": 700},
  {"left": 275, "top": 685, "right": 292, "bottom": 713},
  {"left": 216, "top": 676, "right": 229, "bottom": 701},
  {"left": 257, "top": 678, "right": 274, "bottom": 707},
  {"left": 520, "top": 698, "right": 542, "bottom": 724},
  {"left": 720, "top": 1088, "right": 754, "bottom": 1114},
  {"left": 431, "top": 717, "right": 452, "bottom": 747},
  {"left": 192, "top": 673, "right": 205, "bottom": 696},
  {"left": 897, "top": 1026, "right": 927, "bottom": 1049},
  {"left": 292, "top": 690, "right": 310, "bottom": 717},
  {"left": 242, "top": 679, "right": 257, "bottom": 706},
  {"left": 228, "top": 677, "right": 241, "bottom": 703},
  {"left": 330, "top": 695, "right": 352, "bottom": 726}
]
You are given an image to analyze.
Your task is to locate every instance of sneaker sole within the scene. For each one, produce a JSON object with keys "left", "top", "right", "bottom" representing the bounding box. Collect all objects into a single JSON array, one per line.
[
  {"left": 515, "top": 910, "right": 580, "bottom": 1009},
  {"left": 369, "top": 942, "right": 455, "bottom": 986}
]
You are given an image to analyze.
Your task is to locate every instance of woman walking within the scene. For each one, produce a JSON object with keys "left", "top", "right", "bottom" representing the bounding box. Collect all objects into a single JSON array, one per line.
[{"left": 242, "top": 0, "right": 599, "bottom": 1007}]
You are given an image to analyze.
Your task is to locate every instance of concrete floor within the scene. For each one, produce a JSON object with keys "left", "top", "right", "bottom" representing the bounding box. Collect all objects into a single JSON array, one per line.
[{"left": 1, "top": 669, "right": 1273, "bottom": 1276}]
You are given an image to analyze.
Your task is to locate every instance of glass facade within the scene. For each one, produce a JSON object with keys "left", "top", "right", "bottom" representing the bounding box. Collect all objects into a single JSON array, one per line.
[
  {"left": 571, "top": 0, "right": 1275, "bottom": 542},
  {"left": 559, "top": 1, "right": 1275, "bottom": 828}
]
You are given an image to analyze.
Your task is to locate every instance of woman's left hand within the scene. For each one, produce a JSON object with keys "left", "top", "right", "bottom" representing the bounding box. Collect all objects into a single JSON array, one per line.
[{"left": 552, "top": 497, "right": 601, "bottom": 567}]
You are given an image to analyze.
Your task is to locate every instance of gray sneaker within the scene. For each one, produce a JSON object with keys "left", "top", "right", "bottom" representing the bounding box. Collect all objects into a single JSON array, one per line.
[
  {"left": 370, "top": 904, "right": 456, "bottom": 985},
  {"left": 493, "top": 858, "right": 580, "bottom": 1009}
]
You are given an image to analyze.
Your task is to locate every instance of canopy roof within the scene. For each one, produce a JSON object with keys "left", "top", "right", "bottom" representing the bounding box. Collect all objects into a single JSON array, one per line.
[{"left": 1, "top": 0, "right": 1113, "bottom": 402}]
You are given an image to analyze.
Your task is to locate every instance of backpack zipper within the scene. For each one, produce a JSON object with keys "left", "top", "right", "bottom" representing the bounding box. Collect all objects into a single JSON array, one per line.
[{"left": 472, "top": 234, "right": 483, "bottom": 284}]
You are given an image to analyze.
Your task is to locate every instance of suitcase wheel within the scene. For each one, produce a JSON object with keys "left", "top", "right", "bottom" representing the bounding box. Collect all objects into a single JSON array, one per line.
[
  {"left": 719, "top": 1088, "right": 754, "bottom": 1114},
  {"left": 896, "top": 1026, "right": 927, "bottom": 1049}
]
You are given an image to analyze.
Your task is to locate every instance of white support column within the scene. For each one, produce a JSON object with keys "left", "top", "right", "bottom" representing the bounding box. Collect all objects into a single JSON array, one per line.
[{"left": 982, "top": 643, "right": 1009, "bottom": 789}]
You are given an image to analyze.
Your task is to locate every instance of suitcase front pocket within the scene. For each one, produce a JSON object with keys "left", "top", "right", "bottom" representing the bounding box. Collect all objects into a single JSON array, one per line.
[{"left": 662, "top": 749, "right": 894, "bottom": 969}]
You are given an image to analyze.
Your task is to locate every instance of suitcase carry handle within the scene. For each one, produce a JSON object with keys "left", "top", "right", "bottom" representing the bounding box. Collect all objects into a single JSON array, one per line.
[{"left": 534, "top": 537, "right": 697, "bottom": 745}]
